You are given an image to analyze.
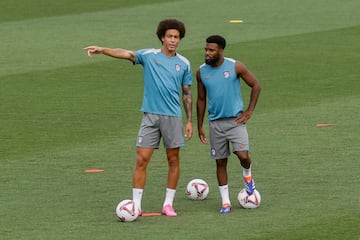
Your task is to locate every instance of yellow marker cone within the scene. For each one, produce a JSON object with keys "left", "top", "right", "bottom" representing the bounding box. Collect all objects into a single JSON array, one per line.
[{"left": 229, "top": 19, "right": 243, "bottom": 23}]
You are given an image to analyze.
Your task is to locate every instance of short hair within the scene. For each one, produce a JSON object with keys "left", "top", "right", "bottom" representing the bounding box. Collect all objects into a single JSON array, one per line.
[
  {"left": 206, "top": 35, "right": 226, "bottom": 49},
  {"left": 156, "top": 19, "right": 186, "bottom": 42}
]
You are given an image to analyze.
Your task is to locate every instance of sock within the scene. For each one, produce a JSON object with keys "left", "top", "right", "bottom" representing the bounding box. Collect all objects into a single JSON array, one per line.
[
  {"left": 163, "top": 188, "right": 176, "bottom": 207},
  {"left": 132, "top": 188, "right": 143, "bottom": 210},
  {"left": 243, "top": 165, "right": 255, "bottom": 194},
  {"left": 243, "top": 164, "right": 252, "bottom": 181},
  {"left": 218, "top": 185, "right": 231, "bottom": 206}
]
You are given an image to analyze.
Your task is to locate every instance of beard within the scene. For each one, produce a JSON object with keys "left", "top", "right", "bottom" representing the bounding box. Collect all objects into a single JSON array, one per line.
[{"left": 205, "top": 54, "right": 220, "bottom": 66}]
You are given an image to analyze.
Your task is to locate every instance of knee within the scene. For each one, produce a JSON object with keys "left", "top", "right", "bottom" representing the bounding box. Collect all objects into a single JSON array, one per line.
[
  {"left": 135, "top": 160, "right": 147, "bottom": 170},
  {"left": 136, "top": 154, "right": 150, "bottom": 169},
  {"left": 166, "top": 149, "right": 180, "bottom": 167},
  {"left": 216, "top": 159, "right": 227, "bottom": 169},
  {"left": 236, "top": 152, "right": 251, "bottom": 168},
  {"left": 167, "top": 157, "right": 180, "bottom": 169}
]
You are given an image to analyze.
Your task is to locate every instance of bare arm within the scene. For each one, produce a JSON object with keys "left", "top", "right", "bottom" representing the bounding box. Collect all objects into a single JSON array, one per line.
[
  {"left": 235, "top": 61, "right": 261, "bottom": 124},
  {"left": 196, "top": 69, "right": 208, "bottom": 144},
  {"left": 182, "top": 84, "right": 193, "bottom": 141},
  {"left": 83, "top": 46, "right": 136, "bottom": 63}
]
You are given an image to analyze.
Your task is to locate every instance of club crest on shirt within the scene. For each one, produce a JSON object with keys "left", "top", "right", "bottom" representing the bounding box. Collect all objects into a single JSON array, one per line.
[
  {"left": 175, "top": 64, "right": 181, "bottom": 71},
  {"left": 223, "top": 71, "right": 230, "bottom": 78}
]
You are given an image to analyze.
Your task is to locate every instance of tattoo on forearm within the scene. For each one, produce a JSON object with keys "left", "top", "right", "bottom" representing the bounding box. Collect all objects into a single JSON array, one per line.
[{"left": 182, "top": 86, "right": 192, "bottom": 121}]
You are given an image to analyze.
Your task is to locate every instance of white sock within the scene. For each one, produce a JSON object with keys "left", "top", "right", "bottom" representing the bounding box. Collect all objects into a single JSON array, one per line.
[
  {"left": 132, "top": 188, "right": 143, "bottom": 210},
  {"left": 219, "top": 185, "right": 231, "bottom": 205},
  {"left": 243, "top": 164, "right": 252, "bottom": 178},
  {"left": 163, "top": 188, "right": 176, "bottom": 207}
]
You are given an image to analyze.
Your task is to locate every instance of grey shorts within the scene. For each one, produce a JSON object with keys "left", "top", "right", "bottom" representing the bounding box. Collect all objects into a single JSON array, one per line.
[
  {"left": 209, "top": 117, "right": 249, "bottom": 159},
  {"left": 136, "top": 113, "right": 185, "bottom": 149}
]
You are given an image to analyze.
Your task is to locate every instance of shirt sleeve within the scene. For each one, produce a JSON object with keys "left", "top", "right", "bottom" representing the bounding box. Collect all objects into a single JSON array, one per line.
[{"left": 182, "top": 62, "right": 193, "bottom": 86}]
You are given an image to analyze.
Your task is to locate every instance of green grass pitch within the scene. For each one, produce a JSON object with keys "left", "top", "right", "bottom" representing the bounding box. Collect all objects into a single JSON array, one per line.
[{"left": 0, "top": 0, "right": 359, "bottom": 239}]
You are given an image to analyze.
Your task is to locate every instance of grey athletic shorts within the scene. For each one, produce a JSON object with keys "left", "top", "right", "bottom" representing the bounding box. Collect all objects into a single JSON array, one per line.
[
  {"left": 136, "top": 113, "right": 185, "bottom": 149},
  {"left": 209, "top": 117, "right": 249, "bottom": 159}
]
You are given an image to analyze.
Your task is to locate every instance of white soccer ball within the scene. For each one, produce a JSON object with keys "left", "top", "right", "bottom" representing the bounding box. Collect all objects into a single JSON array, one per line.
[
  {"left": 115, "top": 199, "right": 140, "bottom": 222},
  {"left": 186, "top": 179, "right": 209, "bottom": 200},
  {"left": 237, "top": 188, "right": 261, "bottom": 209}
]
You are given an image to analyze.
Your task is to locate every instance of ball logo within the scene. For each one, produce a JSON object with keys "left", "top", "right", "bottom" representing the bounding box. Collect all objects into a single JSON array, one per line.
[
  {"left": 186, "top": 179, "right": 209, "bottom": 200},
  {"left": 237, "top": 189, "right": 261, "bottom": 209},
  {"left": 192, "top": 182, "right": 208, "bottom": 198},
  {"left": 116, "top": 200, "right": 139, "bottom": 222},
  {"left": 175, "top": 64, "right": 181, "bottom": 71},
  {"left": 223, "top": 71, "right": 230, "bottom": 78}
]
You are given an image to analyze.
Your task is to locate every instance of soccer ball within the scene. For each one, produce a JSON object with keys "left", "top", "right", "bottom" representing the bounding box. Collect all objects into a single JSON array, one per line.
[
  {"left": 186, "top": 179, "right": 209, "bottom": 200},
  {"left": 115, "top": 199, "right": 140, "bottom": 222},
  {"left": 237, "top": 188, "right": 261, "bottom": 209}
]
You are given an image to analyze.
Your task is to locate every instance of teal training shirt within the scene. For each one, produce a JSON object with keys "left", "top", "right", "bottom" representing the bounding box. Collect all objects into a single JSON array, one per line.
[
  {"left": 199, "top": 57, "right": 244, "bottom": 121},
  {"left": 135, "top": 48, "right": 192, "bottom": 117}
]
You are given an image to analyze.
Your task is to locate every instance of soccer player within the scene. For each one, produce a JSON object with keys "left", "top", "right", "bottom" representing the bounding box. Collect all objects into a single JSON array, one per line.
[
  {"left": 84, "top": 19, "right": 193, "bottom": 217},
  {"left": 196, "top": 35, "right": 261, "bottom": 214}
]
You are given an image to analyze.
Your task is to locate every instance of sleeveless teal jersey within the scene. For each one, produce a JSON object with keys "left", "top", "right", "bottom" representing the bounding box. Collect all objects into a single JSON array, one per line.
[{"left": 199, "top": 57, "right": 243, "bottom": 121}]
